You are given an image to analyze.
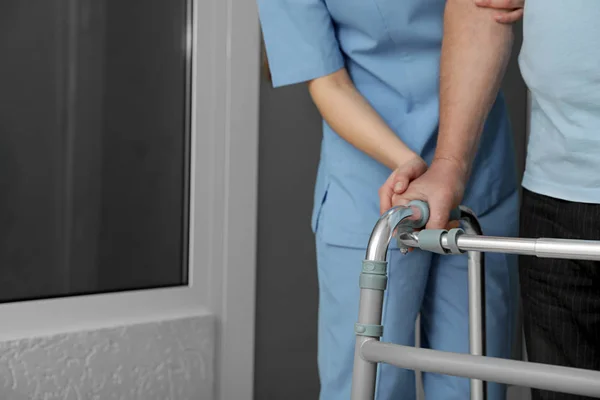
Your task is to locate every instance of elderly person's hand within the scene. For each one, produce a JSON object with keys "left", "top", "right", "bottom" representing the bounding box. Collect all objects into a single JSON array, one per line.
[
  {"left": 475, "top": 0, "right": 525, "bottom": 24},
  {"left": 379, "top": 155, "right": 464, "bottom": 230},
  {"left": 390, "top": 157, "right": 466, "bottom": 230}
]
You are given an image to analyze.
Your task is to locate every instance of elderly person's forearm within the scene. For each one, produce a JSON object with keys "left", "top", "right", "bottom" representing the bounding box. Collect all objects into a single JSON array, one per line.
[{"left": 433, "top": 0, "right": 515, "bottom": 181}]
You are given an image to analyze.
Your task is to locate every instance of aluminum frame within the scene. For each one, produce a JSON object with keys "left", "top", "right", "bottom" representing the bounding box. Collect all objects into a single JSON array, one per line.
[{"left": 351, "top": 204, "right": 600, "bottom": 399}]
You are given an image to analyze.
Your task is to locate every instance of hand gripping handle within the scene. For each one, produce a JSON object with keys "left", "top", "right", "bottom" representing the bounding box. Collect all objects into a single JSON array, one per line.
[{"left": 406, "top": 199, "right": 461, "bottom": 229}]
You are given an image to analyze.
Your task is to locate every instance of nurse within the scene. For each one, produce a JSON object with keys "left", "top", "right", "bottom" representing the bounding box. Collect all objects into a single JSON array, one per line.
[{"left": 258, "top": 0, "right": 523, "bottom": 399}]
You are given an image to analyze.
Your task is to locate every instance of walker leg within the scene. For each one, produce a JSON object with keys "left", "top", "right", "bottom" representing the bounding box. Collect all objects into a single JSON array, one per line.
[
  {"left": 351, "top": 260, "right": 388, "bottom": 400},
  {"left": 350, "top": 204, "right": 420, "bottom": 400},
  {"left": 461, "top": 210, "right": 487, "bottom": 400}
]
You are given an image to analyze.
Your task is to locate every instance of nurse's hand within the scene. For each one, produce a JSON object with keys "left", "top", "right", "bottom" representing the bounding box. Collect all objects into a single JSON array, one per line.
[
  {"left": 475, "top": 0, "right": 524, "bottom": 24},
  {"left": 391, "top": 158, "right": 467, "bottom": 230},
  {"left": 379, "top": 155, "right": 428, "bottom": 215}
]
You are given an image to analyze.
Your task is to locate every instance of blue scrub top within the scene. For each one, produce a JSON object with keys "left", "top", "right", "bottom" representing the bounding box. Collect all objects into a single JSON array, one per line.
[{"left": 258, "top": 0, "right": 518, "bottom": 248}]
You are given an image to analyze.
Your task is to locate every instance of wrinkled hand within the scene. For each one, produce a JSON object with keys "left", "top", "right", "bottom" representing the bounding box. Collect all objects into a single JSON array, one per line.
[
  {"left": 391, "top": 158, "right": 467, "bottom": 230},
  {"left": 379, "top": 155, "right": 428, "bottom": 215},
  {"left": 475, "top": 0, "right": 525, "bottom": 24}
]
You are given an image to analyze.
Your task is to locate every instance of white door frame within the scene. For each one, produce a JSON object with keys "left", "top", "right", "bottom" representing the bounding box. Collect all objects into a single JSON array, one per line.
[{"left": 202, "top": 0, "right": 260, "bottom": 398}]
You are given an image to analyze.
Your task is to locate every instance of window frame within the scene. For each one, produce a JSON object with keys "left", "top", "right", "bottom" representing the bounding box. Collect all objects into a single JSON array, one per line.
[{"left": 0, "top": 0, "right": 260, "bottom": 399}]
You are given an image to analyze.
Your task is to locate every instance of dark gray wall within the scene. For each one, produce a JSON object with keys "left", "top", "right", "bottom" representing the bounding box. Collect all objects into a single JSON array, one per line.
[
  {"left": 254, "top": 80, "right": 323, "bottom": 399},
  {"left": 255, "top": 23, "right": 528, "bottom": 400}
]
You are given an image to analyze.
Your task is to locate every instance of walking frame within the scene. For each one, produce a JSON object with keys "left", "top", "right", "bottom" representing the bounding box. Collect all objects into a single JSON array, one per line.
[{"left": 351, "top": 200, "right": 600, "bottom": 400}]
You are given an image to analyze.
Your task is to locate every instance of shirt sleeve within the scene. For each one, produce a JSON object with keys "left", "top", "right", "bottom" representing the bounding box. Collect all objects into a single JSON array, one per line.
[{"left": 257, "top": 0, "right": 345, "bottom": 88}]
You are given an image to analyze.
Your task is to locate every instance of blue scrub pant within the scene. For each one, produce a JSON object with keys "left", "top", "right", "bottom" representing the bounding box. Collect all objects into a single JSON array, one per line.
[{"left": 315, "top": 191, "right": 519, "bottom": 400}]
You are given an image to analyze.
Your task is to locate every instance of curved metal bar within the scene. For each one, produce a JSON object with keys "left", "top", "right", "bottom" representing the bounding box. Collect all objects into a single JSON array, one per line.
[
  {"left": 351, "top": 205, "right": 422, "bottom": 400},
  {"left": 365, "top": 205, "right": 422, "bottom": 261}
]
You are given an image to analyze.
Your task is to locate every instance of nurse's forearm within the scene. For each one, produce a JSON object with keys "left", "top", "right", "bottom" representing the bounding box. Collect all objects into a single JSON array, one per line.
[
  {"left": 308, "top": 68, "right": 418, "bottom": 171},
  {"left": 434, "top": 0, "right": 514, "bottom": 179}
]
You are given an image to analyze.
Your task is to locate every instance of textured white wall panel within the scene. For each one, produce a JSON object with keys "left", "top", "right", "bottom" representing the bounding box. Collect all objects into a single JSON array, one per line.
[{"left": 0, "top": 315, "right": 215, "bottom": 400}]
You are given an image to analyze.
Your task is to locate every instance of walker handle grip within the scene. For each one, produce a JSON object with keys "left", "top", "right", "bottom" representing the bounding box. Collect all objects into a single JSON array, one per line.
[{"left": 407, "top": 200, "right": 461, "bottom": 229}]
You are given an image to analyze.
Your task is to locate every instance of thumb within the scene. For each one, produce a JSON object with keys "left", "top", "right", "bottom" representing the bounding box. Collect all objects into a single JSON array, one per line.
[
  {"left": 393, "top": 177, "right": 409, "bottom": 194},
  {"left": 393, "top": 163, "right": 425, "bottom": 194},
  {"left": 391, "top": 185, "right": 424, "bottom": 208}
]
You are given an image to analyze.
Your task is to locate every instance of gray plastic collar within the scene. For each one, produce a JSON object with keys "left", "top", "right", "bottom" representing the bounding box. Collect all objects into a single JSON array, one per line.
[
  {"left": 355, "top": 323, "right": 384, "bottom": 338},
  {"left": 360, "top": 274, "right": 388, "bottom": 291},
  {"left": 447, "top": 228, "right": 465, "bottom": 254},
  {"left": 418, "top": 229, "right": 449, "bottom": 254},
  {"left": 362, "top": 260, "right": 387, "bottom": 275}
]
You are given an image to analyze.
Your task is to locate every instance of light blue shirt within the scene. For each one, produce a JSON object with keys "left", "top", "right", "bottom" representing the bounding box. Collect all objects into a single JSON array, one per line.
[
  {"left": 519, "top": 1, "right": 600, "bottom": 204},
  {"left": 258, "top": 0, "right": 518, "bottom": 248}
]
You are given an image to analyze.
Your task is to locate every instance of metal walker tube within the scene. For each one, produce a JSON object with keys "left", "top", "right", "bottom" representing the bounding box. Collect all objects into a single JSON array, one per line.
[
  {"left": 351, "top": 201, "right": 600, "bottom": 399},
  {"left": 351, "top": 201, "right": 487, "bottom": 400},
  {"left": 460, "top": 207, "right": 486, "bottom": 400},
  {"left": 350, "top": 205, "right": 414, "bottom": 400}
]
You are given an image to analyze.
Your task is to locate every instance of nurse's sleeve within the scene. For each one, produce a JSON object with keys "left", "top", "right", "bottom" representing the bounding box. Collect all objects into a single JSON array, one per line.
[{"left": 257, "top": 0, "right": 345, "bottom": 88}]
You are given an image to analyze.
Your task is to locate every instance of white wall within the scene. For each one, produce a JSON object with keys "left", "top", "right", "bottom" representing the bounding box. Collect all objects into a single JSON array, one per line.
[{"left": 0, "top": 316, "right": 216, "bottom": 399}]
